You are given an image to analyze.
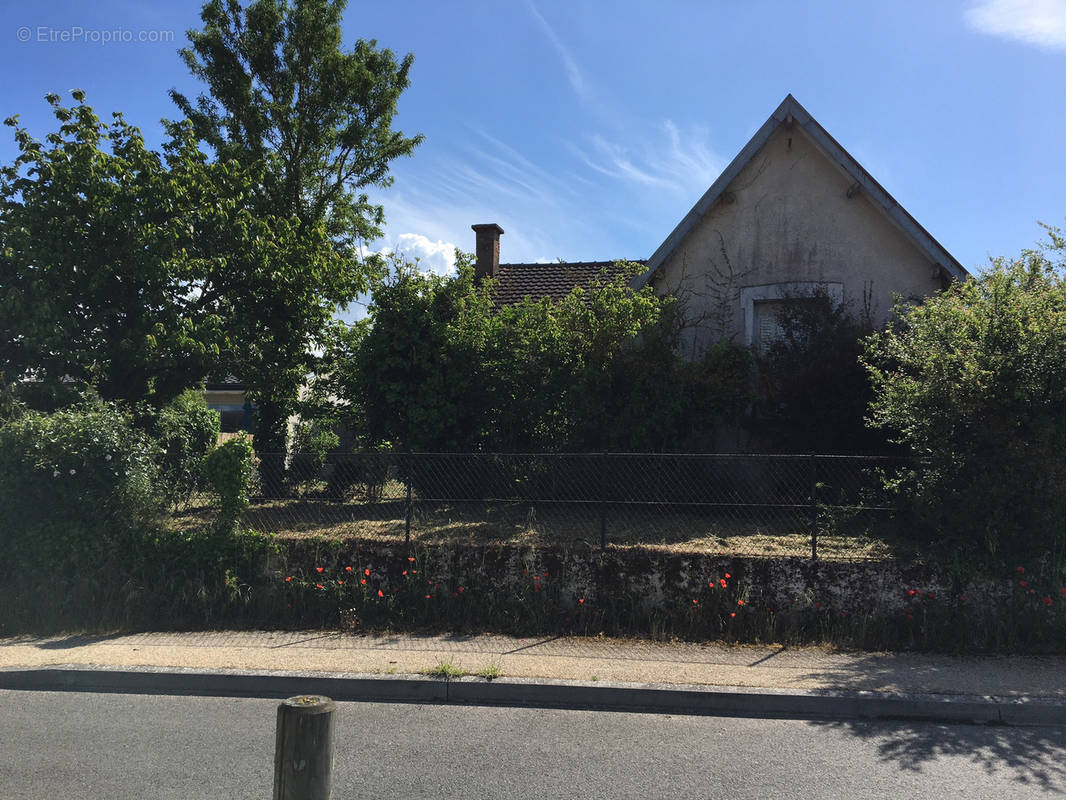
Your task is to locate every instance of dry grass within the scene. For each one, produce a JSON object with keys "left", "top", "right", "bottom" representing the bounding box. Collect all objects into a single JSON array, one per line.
[{"left": 170, "top": 494, "right": 909, "bottom": 561}]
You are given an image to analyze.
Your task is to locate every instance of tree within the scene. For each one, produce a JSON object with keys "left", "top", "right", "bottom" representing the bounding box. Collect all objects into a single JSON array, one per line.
[
  {"left": 318, "top": 254, "right": 492, "bottom": 452},
  {"left": 0, "top": 92, "right": 353, "bottom": 441},
  {"left": 863, "top": 227, "right": 1066, "bottom": 557},
  {"left": 0, "top": 94, "right": 228, "bottom": 407},
  {"left": 171, "top": 0, "right": 423, "bottom": 455},
  {"left": 172, "top": 0, "right": 422, "bottom": 251}
]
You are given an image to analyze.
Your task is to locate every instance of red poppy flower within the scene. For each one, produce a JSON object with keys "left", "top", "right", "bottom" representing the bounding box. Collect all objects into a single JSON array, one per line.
[
  {"left": 730, "top": 612, "right": 736, "bottom": 618},
  {"left": 1016, "top": 566, "right": 1026, "bottom": 573},
  {"left": 402, "top": 570, "right": 408, "bottom": 576},
  {"left": 345, "top": 566, "right": 353, "bottom": 572},
  {"left": 719, "top": 579, "right": 727, "bottom": 588},
  {"left": 360, "top": 578, "right": 366, "bottom": 585},
  {"left": 1042, "top": 597, "right": 1053, "bottom": 606},
  {"left": 408, "top": 557, "right": 416, "bottom": 562},
  {"left": 364, "top": 568, "right": 371, "bottom": 576},
  {"left": 315, "top": 583, "right": 323, "bottom": 589},
  {"left": 692, "top": 599, "right": 698, "bottom": 605},
  {"left": 725, "top": 573, "right": 731, "bottom": 579},
  {"left": 1020, "top": 580, "right": 1028, "bottom": 587},
  {"left": 458, "top": 587, "right": 465, "bottom": 592},
  {"left": 578, "top": 598, "right": 585, "bottom": 604},
  {"left": 315, "top": 567, "right": 324, "bottom": 573},
  {"left": 908, "top": 589, "right": 916, "bottom": 596},
  {"left": 377, "top": 589, "right": 384, "bottom": 598},
  {"left": 737, "top": 600, "right": 745, "bottom": 606},
  {"left": 284, "top": 576, "right": 292, "bottom": 582},
  {"left": 425, "top": 594, "right": 430, "bottom": 599},
  {"left": 338, "top": 580, "right": 344, "bottom": 585}
]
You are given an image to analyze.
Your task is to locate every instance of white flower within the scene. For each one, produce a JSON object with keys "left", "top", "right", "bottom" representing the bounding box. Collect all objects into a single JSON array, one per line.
[
  {"left": 69, "top": 469, "right": 76, "bottom": 475},
  {"left": 53, "top": 470, "right": 60, "bottom": 478},
  {"left": 105, "top": 454, "right": 112, "bottom": 461}
]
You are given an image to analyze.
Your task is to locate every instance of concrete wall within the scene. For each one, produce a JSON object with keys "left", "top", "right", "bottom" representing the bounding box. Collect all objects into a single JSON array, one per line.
[{"left": 652, "top": 124, "right": 942, "bottom": 357}]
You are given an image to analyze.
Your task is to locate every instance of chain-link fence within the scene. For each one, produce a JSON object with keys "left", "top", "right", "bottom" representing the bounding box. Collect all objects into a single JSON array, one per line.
[{"left": 171, "top": 452, "right": 914, "bottom": 560}]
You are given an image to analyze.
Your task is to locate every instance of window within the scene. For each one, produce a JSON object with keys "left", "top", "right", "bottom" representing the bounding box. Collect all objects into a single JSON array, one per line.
[{"left": 740, "top": 282, "right": 844, "bottom": 352}]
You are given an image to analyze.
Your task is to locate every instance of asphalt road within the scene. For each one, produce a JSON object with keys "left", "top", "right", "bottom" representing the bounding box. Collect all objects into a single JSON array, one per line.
[{"left": 2, "top": 689, "right": 1065, "bottom": 799}]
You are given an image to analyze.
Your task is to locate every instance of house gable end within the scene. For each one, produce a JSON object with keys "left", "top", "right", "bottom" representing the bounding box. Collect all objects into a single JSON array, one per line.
[{"left": 635, "top": 94, "right": 967, "bottom": 292}]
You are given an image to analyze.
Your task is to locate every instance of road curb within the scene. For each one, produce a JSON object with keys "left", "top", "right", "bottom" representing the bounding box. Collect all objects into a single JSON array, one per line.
[{"left": 2, "top": 665, "right": 1064, "bottom": 726}]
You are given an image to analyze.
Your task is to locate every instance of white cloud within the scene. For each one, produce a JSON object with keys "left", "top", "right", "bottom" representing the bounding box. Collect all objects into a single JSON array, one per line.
[
  {"left": 966, "top": 0, "right": 1066, "bottom": 48},
  {"left": 370, "top": 232, "right": 459, "bottom": 276}
]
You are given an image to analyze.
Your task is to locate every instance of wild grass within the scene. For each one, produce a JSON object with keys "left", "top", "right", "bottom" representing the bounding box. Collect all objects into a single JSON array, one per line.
[{"left": 170, "top": 494, "right": 911, "bottom": 561}]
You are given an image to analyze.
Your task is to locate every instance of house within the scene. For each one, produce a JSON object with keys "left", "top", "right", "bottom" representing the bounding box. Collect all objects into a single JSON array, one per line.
[
  {"left": 203, "top": 377, "right": 254, "bottom": 434},
  {"left": 471, "top": 95, "right": 968, "bottom": 355}
]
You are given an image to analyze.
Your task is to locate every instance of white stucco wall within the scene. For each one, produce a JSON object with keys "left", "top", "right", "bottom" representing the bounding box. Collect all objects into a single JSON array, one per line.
[{"left": 651, "top": 124, "right": 942, "bottom": 357}]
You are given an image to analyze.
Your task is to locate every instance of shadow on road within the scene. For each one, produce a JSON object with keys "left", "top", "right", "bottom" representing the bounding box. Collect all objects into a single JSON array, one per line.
[
  {"left": 797, "top": 650, "right": 1066, "bottom": 793},
  {"left": 807, "top": 717, "right": 1066, "bottom": 794}
]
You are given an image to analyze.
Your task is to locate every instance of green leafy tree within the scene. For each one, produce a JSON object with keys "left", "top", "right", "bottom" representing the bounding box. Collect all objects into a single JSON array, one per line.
[
  {"left": 171, "top": 0, "right": 423, "bottom": 456},
  {"left": 172, "top": 0, "right": 422, "bottom": 247},
  {"left": 863, "top": 227, "right": 1066, "bottom": 557},
  {"left": 0, "top": 94, "right": 227, "bottom": 406},
  {"left": 0, "top": 91, "right": 362, "bottom": 479},
  {"left": 322, "top": 254, "right": 491, "bottom": 452}
]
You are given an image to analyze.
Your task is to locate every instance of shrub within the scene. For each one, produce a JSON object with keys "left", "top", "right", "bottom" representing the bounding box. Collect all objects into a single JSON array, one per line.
[
  {"left": 203, "top": 434, "right": 255, "bottom": 530},
  {"left": 863, "top": 231, "right": 1066, "bottom": 558},
  {"left": 288, "top": 417, "right": 340, "bottom": 490},
  {"left": 152, "top": 389, "right": 220, "bottom": 503},
  {"left": 0, "top": 398, "right": 161, "bottom": 554}
]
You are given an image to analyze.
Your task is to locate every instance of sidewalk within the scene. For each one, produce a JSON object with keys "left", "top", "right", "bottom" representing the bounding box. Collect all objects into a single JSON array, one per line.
[{"left": 2, "top": 631, "right": 1065, "bottom": 724}]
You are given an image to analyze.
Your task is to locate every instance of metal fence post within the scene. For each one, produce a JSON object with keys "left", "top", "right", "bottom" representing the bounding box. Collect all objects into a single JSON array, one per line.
[
  {"left": 809, "top": 453, "right": 818, "bottom": 561},
  {"left": 600, "top": 451, "right": 608, "bottom": 551},
  {"left": 273, "top": 695, "right": 335, "bottom": 800},
  {"left": 405, "top": 451, "right": 413, "bottom": 546}
]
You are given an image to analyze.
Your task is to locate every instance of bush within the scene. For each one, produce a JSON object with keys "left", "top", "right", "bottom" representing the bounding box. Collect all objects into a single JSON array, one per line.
[
  {"left": 203, "top": 434, "right": 255, "bottom": 530},
  {"left": 288, "top": 417, "right": 340, "bottom": 490},
  {"left": 863, "top": 231, "right": 1066, "bottom": 558},
  {"left": 0, "top": 398, "right": 161, "bottom": 554},
  {"left": 152, "top": 389, "right": 220, "bottom": 503}
]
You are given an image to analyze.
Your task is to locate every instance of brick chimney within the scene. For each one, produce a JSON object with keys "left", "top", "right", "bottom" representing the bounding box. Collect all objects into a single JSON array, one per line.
[{"left": 471, "top": 223, "right": 504, "bottom": 281}]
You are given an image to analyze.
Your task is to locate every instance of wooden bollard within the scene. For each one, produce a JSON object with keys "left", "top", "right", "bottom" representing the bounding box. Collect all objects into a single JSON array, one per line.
[{"left": 273, "top": 695, "right": 336, "bottom": 800}]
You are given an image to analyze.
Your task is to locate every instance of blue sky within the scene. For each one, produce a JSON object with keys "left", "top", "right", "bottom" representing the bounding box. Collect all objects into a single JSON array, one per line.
[{"left": 3, "top": 0, "right": 1065, "bottom": 284}]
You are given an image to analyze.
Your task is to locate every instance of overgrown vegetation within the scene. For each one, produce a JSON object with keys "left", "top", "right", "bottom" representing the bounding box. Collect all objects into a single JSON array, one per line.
[
  {"left": 864, "top": 227, "right": 1066, "bottom": 561},
  {"left": 754, "top": 289, "right": 889, "bottom": 454},
  {"left": 0, "top": 396, "right": 274, "bottom": 634},
  {"left": 313, "top": 256, "right": 752, "bottom": 454}
]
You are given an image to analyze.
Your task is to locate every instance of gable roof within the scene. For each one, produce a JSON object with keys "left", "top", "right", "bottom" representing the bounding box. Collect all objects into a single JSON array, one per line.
[
  {"left": 634, "top": 94, "right": 968, "bottom": 289},
  {"left": 492, "top": 260, "right": 644, "bottom": 305}
]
